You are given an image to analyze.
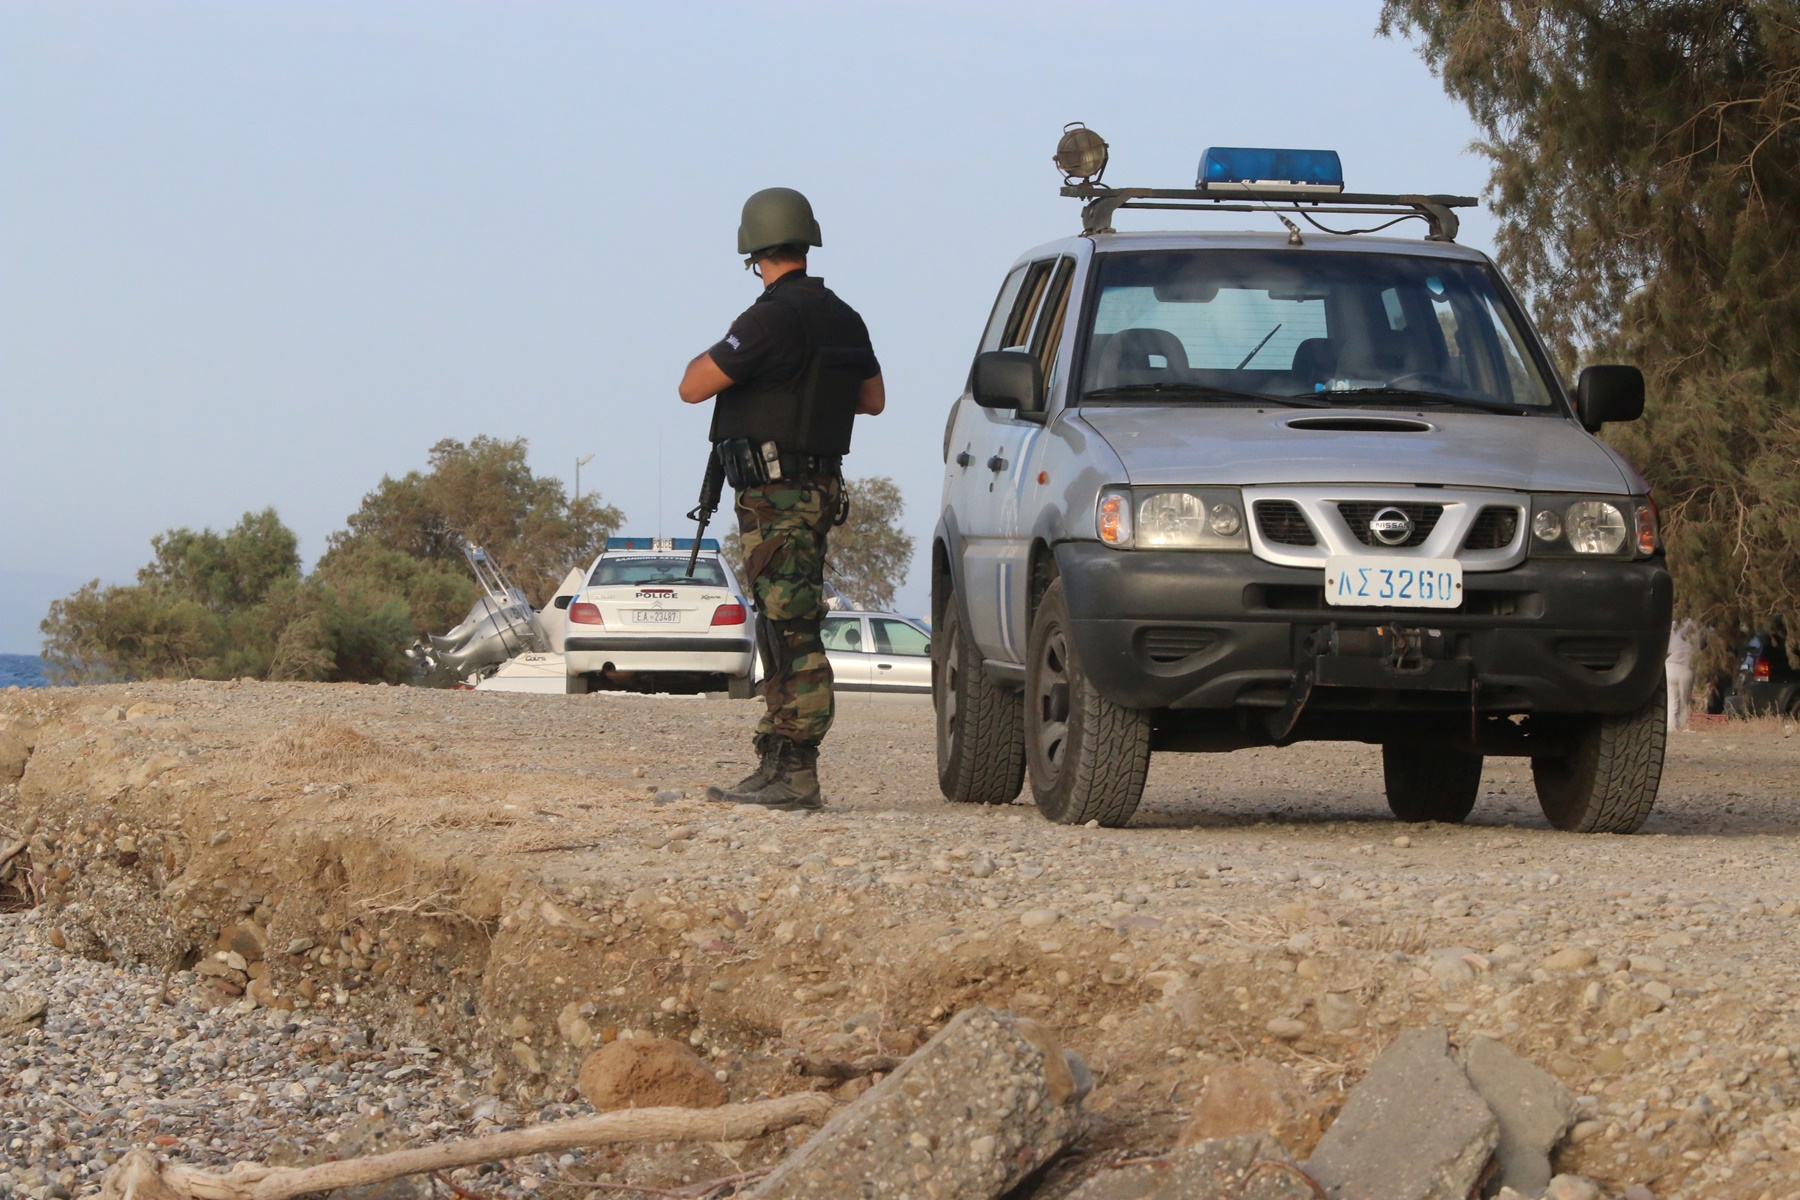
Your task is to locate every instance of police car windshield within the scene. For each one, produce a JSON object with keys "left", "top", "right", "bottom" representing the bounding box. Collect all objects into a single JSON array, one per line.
[
  {"left": 1078, "top": 250, "right": 1561, "bottom": 412},
  {"left": 590, "top": 558, "right": 727, "bottom": 587}
]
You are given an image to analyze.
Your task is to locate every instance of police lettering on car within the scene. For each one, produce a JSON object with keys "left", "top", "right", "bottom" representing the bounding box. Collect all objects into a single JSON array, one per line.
[{"left": 678, "top": 187, "right": 884, "bottom": 812}]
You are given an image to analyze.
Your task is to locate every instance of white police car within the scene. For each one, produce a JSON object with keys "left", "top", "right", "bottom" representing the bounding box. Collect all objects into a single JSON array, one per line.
[{"left": 564, "top": 538, "right": 757, "bottom": 697}]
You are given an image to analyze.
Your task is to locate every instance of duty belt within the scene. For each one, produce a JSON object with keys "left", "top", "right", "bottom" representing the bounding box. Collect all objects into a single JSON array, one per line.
[{"left": 776, "top": 451, "right": 842, "bottom": 478}]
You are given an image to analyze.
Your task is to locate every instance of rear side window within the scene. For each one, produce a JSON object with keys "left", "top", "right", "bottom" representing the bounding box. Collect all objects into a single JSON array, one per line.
[{"left": 822, "top": 617, "right": 865, "bottom": 652}]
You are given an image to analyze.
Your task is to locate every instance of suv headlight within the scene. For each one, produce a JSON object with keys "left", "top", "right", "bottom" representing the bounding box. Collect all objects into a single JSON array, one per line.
[
  {"left": 1097, "top": 487, "right": 1248, "bottom": 550},
  {"left": 1530, "top": 495, "right": 1660, "bottom": 558}
]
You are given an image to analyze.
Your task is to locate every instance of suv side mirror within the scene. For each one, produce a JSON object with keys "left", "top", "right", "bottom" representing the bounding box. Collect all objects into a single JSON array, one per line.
[
  {"left": 1576, "top": 365, "right": 1645, "bottom": 432},
  {"left": 973, "top": 350, "right": 1045, "bottom": 418}
]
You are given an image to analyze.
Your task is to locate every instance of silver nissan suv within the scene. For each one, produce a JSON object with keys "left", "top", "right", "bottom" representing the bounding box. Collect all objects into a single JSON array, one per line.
[{"left": 931, "top": 138, "right": 1670, "bottom": 832}]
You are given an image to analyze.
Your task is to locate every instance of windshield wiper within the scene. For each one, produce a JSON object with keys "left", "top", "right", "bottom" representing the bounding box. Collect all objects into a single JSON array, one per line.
[
  {"left": 1083, "top": 382, "right": 1330, "bottom": 408},
  {"left": 1320, "top": 387, "right": 1537, "bottom": 415}
]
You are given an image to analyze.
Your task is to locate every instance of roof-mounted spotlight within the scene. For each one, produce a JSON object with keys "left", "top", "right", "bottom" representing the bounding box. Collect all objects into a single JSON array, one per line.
[{"left": 1054, "top": 122, "right": 1109, "bottom": 185}]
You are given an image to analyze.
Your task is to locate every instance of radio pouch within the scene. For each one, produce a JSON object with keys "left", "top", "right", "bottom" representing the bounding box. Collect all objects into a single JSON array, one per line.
[{"left": 717, "top": 438, "right": 781, "bottom": 488}]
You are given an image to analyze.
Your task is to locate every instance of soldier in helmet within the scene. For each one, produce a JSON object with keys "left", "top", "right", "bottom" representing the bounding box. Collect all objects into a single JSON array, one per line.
[{"left": 679, "top": 187, "right": 884, "bottom": 811}]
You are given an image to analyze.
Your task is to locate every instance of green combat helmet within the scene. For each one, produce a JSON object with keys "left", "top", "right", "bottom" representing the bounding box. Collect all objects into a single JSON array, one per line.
[{"left": 738, "top": 187, "right": 822, "bottom": 259}]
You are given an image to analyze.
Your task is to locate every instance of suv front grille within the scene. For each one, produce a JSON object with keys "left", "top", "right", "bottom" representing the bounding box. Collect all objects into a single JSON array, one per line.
[
  {"left": 1337, "top": 502, "right": 1443, "bottom": 548},
  {"left": 1255, "top": 500, "right": 1316, "bottom": 546},
  {"left": 1463, "top": 506, "right": 1522, "bottom": 551}
]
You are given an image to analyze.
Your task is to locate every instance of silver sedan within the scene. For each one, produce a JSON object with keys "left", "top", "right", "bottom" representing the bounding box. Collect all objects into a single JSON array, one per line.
[{"left": 822, "top": 611, "right": 931, "bottom": 693}]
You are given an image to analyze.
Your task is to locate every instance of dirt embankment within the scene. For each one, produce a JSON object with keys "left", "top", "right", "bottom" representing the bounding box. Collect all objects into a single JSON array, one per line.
[{"left": 5, "top": 681, "right": 1800, "bottom": 1197}]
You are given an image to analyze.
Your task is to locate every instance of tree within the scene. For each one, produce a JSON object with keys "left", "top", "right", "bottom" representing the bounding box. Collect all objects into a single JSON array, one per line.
[
  {"left": 324, "top": 436, "right": 623, "bottom": 609},
  {"left": 1379, "top": 2, "right": 1800, "bottom": 649},
  {"left": 39, "top": 508, "right": 418, "bottom": 685},
  {"left": 721, "top": 475, "right": 916, "bottom": 611}
]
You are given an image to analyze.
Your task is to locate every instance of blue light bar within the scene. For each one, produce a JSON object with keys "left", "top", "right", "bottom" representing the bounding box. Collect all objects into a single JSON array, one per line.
[
  {"left": 1197, "top": 147, "right": 1344, "bottom": 194},
  {"left": 605, "top": 537, "right": 721, "bottom": 552}
]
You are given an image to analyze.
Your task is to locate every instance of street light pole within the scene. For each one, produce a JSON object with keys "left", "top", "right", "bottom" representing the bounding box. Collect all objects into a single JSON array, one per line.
[{"left": 575, "top": 453, "right": 595, "bottom": 503}]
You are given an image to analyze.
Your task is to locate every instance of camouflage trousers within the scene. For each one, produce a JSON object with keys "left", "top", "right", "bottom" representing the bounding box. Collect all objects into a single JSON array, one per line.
[{"left": 735, "top": 475, "right": 841, "bottom": 746}]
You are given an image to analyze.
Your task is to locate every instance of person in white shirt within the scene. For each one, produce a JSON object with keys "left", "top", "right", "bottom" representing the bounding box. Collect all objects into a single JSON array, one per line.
[{"left": 1666, "top": 619, "right": 1700, "bottom": 732}]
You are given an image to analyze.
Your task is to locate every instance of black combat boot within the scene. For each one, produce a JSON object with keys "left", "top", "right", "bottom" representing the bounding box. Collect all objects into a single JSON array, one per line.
[
  {"left": 705, "top": 733, "right": 783, "bottom": 803},
  {"left": 711, "top": 740, "right": 823, "bottom": 812}
]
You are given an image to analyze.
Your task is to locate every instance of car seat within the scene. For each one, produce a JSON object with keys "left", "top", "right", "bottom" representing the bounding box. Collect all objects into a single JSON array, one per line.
[
  {"left": 1290, "top": 338, "right": 1339, "bottom": 389},
  {"left": 1092, "top": 328, "right": 1190, "bottom": 390}
]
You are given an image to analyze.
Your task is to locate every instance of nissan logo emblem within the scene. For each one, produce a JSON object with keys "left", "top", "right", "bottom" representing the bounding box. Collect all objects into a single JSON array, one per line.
[{"left": 1369, "top": 506, "right": 1415, "bottom": 546}]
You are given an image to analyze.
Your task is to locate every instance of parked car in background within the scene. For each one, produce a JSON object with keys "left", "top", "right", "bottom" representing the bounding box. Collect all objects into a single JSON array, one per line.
[
  {"left": 822, "top": 610, "right": 932, "bottom": 694},
  {"left": 564, "top": 538, "right": 756, "bottom": 697},
  {"left": 1724, "top": 631, "right": 1800, "bottom": 717}
]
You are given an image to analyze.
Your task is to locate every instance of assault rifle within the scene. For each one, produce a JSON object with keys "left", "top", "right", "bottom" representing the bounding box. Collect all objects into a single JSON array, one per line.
[{"left": 683, "top": 449, "right": 727, "bottom": 580}]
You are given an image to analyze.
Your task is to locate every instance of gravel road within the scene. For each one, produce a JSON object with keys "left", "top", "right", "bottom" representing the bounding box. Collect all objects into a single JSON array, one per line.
[{"left": 3, "top": 682, "right": 1800, "bottom": 1199}]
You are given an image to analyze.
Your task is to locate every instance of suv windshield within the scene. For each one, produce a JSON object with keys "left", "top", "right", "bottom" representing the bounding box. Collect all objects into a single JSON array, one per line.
[
  {"left": 1078, "top": 249, "right": 1560, "bottom": 412},
  {"left": 590, "top": 557, "right": 727, "bottom": 587}
]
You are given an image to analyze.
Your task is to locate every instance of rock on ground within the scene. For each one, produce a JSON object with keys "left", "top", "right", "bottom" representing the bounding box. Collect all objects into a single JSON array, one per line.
[
  {"left": 1462, "top": 1035, "right": 1578, "bottom": 1196},
  {"left": 577, "top": 1036, "right": 727, "bottom": 1111},
  {"left": 749, "top": 1007, "right": 1084, "bottom": 1200},
  {"left": 1304, "top": 1027, "right": 1497, "bottom": 1200}
]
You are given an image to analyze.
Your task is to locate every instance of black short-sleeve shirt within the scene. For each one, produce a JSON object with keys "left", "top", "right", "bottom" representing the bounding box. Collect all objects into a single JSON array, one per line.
[{"left": 707, "top": 271, "right": 880, "bottom": 390}]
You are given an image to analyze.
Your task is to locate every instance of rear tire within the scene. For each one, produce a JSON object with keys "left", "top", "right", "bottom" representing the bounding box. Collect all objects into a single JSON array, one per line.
[
  {"left": 1383, "top": 744, "right": 1482, "bottom": 823},
  {"left": 1025, "top": 579, "right": 1151, "bottom": 826},
  {"left": 727, "top": 672, "right": 754, "bottom": 701},
  {"left": 935, "top": 587, "right": 1025, "bottom": 804},
  {"left": 1532, "top": 682, "right": 1666, "bottom": 833}
]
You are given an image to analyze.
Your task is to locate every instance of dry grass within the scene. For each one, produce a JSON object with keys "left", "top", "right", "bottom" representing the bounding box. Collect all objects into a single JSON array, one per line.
[{"left": 227, "top": 720, "right": 428, "bottom": 786}]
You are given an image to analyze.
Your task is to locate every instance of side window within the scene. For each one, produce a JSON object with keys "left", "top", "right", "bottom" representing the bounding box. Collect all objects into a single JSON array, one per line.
[
  {"left": 822, "top": 617, "right": 864, "bottom": 653},
  {"left": 1030, "top": 258, "right": 1077, "bottom": 379},
  {"left": 872, "top": 618, "right": 931, "bottom": 657},
  {"left": 976, "top": 266, "right": 1030, "bottom": 356},
  {"left": 1000, "top": 260, "right": 1057, "bottom": 350}
]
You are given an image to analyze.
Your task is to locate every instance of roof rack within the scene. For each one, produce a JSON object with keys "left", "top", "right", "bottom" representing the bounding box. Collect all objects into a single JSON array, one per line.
[{"left": 1061, "top": 182, "right": 1478, "bottom": 243}]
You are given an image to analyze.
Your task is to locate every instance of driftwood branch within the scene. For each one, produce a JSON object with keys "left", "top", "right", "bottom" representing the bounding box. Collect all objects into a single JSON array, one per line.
[{"left": 100, "top": 1093, "right": 835, "bottom": 1200}]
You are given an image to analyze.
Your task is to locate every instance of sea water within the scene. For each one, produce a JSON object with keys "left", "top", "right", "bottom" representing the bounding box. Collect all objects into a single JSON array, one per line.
[{"left": 0, "top": 655, "right": 48, "bottom": 688}]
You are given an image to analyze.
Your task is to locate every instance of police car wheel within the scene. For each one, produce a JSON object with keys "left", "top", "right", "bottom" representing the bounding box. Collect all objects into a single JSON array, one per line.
[
  {"left": 934, "top": 588, "right": 1025, "bottom": 804},
  {"left": 1382, "top": 744, "right": 1482, "bottom": 823},
  {"left": 727, "top": 672, "right": 755, "bottom": 701},
  {"left": 1532, "top": 682, "right": 1666, "bottom": 833},
  {"left": 1024, "top": 579, "right": 1150, "bottom": 827}
]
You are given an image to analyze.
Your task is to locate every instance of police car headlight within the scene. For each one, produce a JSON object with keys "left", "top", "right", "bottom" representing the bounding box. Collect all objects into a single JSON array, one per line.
[
  {"left": 1101, "top": 487, "right": 1248, "bottom": 550},
  {"left": 1530, "top": 495, "right": 1649, "bottom": 557}
]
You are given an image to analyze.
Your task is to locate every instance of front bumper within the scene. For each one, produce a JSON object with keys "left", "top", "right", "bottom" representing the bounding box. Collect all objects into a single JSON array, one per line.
[
  {"left": 565, "top": 636, "right": 754, "bottom": 678},
  {"left": 1056, "top": 542, "right": 1671, "bottom": 715}
]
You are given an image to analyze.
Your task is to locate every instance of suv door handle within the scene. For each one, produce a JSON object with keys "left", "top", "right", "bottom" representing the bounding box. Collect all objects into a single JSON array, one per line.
[
  {"left": 987, "top": 454, "right": 1007, "bottom": 472},
  {"left": 955, "top": 451, "right": 973, "bottom": 468}
]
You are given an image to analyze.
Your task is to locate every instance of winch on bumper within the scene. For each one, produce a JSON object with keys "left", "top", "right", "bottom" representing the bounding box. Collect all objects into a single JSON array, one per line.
[{"left": 1054, "top": 541, "right": 1672, "bottom": 722}]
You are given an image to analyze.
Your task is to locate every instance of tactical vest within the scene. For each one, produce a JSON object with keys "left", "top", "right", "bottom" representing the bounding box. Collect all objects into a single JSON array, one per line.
[{"left": 709, "top": 283, "right": 871, "bottom": 457}]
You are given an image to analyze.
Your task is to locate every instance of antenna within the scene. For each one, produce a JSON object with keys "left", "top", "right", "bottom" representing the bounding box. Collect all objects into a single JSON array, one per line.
[{"left": 656, "top": 427, "right": 664, "bottom": 540}]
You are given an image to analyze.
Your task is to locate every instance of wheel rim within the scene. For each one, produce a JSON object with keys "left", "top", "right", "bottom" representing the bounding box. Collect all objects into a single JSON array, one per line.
[
  {"left": 937, "top": 621, "right": 960, "bottom": 763},
  {"left": 1035, "top": 625, "right": 1071, "bottom": 781}
]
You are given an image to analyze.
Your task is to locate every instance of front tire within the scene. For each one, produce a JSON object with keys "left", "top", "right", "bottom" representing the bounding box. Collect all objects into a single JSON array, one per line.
[
  {"left": 1383, "top": 744, "right": 1482, "bottom": 823},
  {"left": 1532, "top": 683, "right": 1666, "bottom": 833},
  {"left": 1025, "top": 579, "right": 1151, "bottom": 826},
  {"left": 935, "top": 587, "right": 1025, "bottom": 804}
]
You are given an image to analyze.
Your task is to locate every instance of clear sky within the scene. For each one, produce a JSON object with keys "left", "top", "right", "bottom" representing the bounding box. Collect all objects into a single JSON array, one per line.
[{"left": 0, "top": 0, "right": 1497, "bottom": 653}]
